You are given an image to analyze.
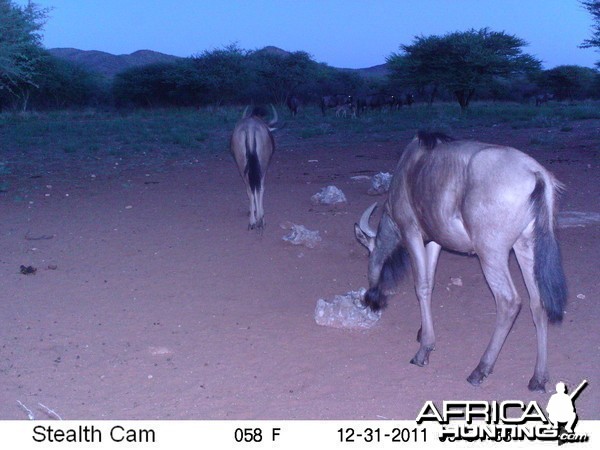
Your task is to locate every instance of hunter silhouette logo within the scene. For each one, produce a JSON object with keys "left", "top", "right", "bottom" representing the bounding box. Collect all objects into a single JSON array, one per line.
[
  {"left": 546, "top": 379, "right": 589, "bottom": 443},
  {"left": 416, "top": 379, "right": 590, "bottom": 443}
]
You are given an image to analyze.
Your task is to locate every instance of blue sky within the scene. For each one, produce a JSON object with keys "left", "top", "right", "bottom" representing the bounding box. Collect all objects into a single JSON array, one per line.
[{"left": 16, "top": 0, "right": 598, "bottom": 69}]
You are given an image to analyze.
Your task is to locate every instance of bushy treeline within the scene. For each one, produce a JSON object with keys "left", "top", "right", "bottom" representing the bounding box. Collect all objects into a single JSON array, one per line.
[
  {"left": 0, "top": 44, "right": 368, "bottom": 110},
  {"left": 1, "top": 0, "right": 599, "bottom": 112},
  {"left": 111, "top": 45, "right": 364, "bottom": 108},
  {"left": 3, "top": 45, "right": 597, "bottom": 112},
  {"left": 386, "top": 28, "right": 600, "bottom": 109},
  {"left": 0, "top": 52, "right": 107, "bottom": 111}
]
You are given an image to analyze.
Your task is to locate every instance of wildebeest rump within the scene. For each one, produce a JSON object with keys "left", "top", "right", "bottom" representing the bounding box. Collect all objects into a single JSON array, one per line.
[
  {"left": 230, "top": 106, "right": 277, "bottom": 230},
  {"left": 355, "top": 131, "right": 567, "bottom": 392}
]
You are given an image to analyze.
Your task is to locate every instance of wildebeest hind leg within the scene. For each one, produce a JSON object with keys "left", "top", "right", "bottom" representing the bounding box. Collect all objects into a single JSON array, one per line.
[
  {"left": 246, "top": 186, "right": 257, "bottom": 229},
  {"left": 254, "top": 186, "right": 265, "bottom": 230},
  {"left": 514, "top": 236, "right": 549, "bottom": 392},
  {"left": 467, "top": 254, "right": 521, "bottom": 386}
]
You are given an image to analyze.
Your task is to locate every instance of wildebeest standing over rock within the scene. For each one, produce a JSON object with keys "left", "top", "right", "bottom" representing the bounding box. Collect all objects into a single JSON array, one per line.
[
  {"left": 355, "top": 131, "right": 567, "bottom": 392},
  {"left": 230, "top": 106, "right": 277, "bottom": 231}
]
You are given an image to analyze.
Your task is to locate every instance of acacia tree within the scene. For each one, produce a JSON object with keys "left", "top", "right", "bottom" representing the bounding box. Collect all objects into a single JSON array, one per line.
[
  {"left": 538, "top": 65, "right": 598, "bottom": 100},
  {"left": 581, "top": 0, "right": 600, "bottom": 67},
  {"left": 189, "top": 44, "right": 252, "bottom": 105},
  {"left": 249, "top": 50, "right": 320, "bottom": 105},
  {"left": 387, "top": 28, "right": 541, "bottom": 110},
  {"left": 31, "top": 55, "right": 101, "bottom": 108},
  {"left": 0, "top": 0, "right": 49, "bottom": 110},
  {"left": 112, "top": 62, "right": 179, "bottom": 107}
]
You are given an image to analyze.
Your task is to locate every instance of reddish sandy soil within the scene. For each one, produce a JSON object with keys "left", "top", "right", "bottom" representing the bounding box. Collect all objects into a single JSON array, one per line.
[{"left": 1, "top": 119, "right": 598, "bottom": 420}]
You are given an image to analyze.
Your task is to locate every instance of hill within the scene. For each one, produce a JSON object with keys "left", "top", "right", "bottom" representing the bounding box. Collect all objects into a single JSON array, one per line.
[
  {"left": 343, "top": 63, "right": 390, "bottom": 79},
  {"left": 256, "top": 46, "right": 389, "bottom": 79},
  {"left": 47, "top": 48, "right": 182, "bottom": 79},
  {"left": 48, "top": 46, "right": 388, "bottom": 80}
]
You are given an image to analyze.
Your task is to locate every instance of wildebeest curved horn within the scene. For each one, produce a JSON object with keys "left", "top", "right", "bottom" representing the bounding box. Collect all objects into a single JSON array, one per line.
[
  {"left": 268, "top": 104, "right": 278, "bottom": 127},
  {"left": 359, "top": 202, "right": 378, "bottom": 238},
  {"left": 242, "top": 105, "right": 250, "bottom": 119}
]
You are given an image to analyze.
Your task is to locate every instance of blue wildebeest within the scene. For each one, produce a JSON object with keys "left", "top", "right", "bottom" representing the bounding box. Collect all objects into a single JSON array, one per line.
[
  {"left": 354, "top": 131, "right": 567, "bottom": 391},
  {"left": 230, "top": 105, "right": 278, "bottom": 231},
  {"left": 404, "top": 93, "right": 415, "bottom": 106},
  {"left": 535, "top": 93, "right": 554, "bottom": 106},
  {"left": 320, "top": 94, "right": 352, "bottom": 115},
  {"left": 286, "top": 95, "right": 301, "bottom": 116},
  {"left": 335, "top": 102, "right": 357, "bottom": 118},
  {"left": 356, "top": 93, "right": 397, "bottom": 114}
]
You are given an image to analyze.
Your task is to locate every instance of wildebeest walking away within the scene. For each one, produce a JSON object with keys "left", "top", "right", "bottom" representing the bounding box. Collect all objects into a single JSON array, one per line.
[
  {"left": 286, "top": 95, "right": 301, "bottom": 116},
  {"left": 230, "top": 105, "right": 278, "bottom": 231},
  {"left": 355, "top": 131, "right": 567, "bottom": 392}
]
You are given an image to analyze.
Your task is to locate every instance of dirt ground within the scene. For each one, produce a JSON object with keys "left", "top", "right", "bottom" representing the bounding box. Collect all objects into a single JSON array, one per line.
[{"left": 1, "top": 119, "right": 598, "bottom": 420}]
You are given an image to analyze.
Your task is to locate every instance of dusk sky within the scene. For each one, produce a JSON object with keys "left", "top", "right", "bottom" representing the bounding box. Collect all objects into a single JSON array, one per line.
[{"left": 16, "top": 0, "right": 598, "bottom": 70}]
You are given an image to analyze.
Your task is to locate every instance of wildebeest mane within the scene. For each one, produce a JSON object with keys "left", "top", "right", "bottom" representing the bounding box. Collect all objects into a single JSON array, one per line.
[
  {"left": 363, "top": 244, "right": 410, "bottom": 311},
  {"left": 417, "top": 130, "right": 455, "bottom": 150}
]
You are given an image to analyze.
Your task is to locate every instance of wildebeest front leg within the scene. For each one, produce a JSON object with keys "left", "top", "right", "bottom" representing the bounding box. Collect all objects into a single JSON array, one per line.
[
  {"left": 409, "top": 240, "right": 441, "bottom": 366},
  {"left": 416, "top": 241, "right": 442, "bottom": 343},
  {"left": 467, "top": 254, "right": 521, "bottom": 386}
]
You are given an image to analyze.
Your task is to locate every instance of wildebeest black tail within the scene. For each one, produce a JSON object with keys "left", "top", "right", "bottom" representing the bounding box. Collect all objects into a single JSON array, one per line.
[
  {"left": 530, "top": 173, "right": 567, "bottom": 323},
  {"left": 364, "top": 245, "right": 410, "bottom": 311},
  {"left": 244, "top": 134, "right": 262, "bottom": 194}
]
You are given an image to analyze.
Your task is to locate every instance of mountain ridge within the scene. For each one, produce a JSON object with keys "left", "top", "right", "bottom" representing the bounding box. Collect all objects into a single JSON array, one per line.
[
  {"left": 48, "top": 48, "right": 183, "bottom": 78},
  {"left": 47, "top": 46, "right": 389, "bottom": 79}
]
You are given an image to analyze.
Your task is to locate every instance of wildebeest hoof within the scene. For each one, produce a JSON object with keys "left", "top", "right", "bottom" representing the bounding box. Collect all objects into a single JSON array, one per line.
[
  {"left": 410, "top": 356, "right": 426, "bottom": 367},
  {"left": 467, "top": 372, "right": 484, "bottom": 386},
  {"left": 410, "top": 346, "right": 434, "bottom": 367},
  {"left": 527, "top": 377, "right": 547, "bottom": 393},
  {"left": 467, "top": 365, "right": 492, "bottom": 386},
  {"left": 248, "top": 221, "right": 265, "bottom": 232}
]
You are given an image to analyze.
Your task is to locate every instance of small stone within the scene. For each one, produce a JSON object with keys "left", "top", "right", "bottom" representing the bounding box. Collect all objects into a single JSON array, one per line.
[{"left": 450, "top": 277, "right": 463, "bottom": 286}]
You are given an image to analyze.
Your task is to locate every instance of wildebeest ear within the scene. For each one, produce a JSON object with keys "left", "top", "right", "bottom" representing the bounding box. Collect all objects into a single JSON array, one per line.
[{"left": 354, "top": 223, "right": 375, "bottom": 253}]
